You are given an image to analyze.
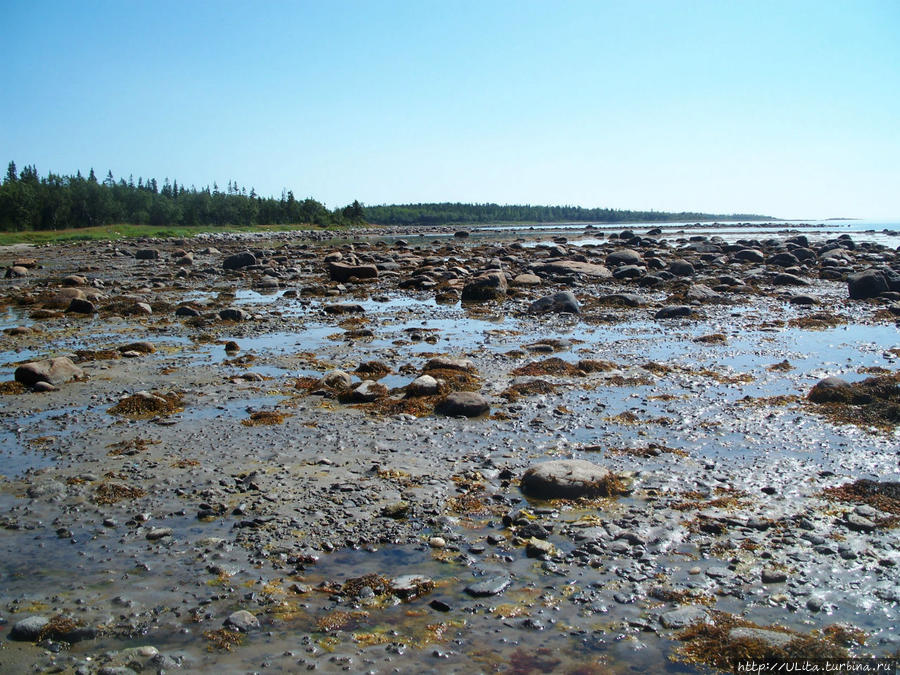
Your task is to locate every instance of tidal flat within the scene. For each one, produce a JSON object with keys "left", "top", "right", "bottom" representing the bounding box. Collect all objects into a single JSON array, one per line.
[{"left": 0, "top": 225, "right": 898, "bottom": 673}]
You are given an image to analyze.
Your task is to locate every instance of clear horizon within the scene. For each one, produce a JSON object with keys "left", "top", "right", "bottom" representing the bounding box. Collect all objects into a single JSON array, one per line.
[{"left": 2, "top": 0, "right": 898, "bottom": 221}]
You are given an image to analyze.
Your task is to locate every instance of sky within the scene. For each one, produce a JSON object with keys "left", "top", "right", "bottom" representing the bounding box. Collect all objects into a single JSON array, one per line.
[{"left": 2, "top": 0, "right": 899, "bottom": 220}]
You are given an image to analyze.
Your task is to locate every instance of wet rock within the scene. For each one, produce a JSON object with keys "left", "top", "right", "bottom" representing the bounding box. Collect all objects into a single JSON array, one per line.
[
  {"left": 223, "top": 251, "right": 257, "bottom": 270},
  {"left": 324, "top": 303, "right": 365, "bottom": 315},
  {"left": 434, "top": 392, "right": 490, "bottom": 417},
  {"left": 328, "top": 262, "right": 378, "bottom": 282},
  {"left": 175, "top": 305, "right": 201, "bottom": 317},
  {"left": 461, "top": 272, "right": 507, "bottom": 302},
  {"left": 9, "top": 615, "right": 49, "bottom": 641},
  {"left": 390, "top": 575, "right": 434, "bottom": 600},
  {"left": 224, "top": 610, "right": 260, "bottom": 632},
  {"left": 146, "top": 527, "right": 173, "bottom": 541},
  {"left": 135, "top": 248, "right": 159, "bottom": 260},
  {"left": 66, "top": 298, "right": 96, "bottom": 314},
  {"left": 520, "top": 459, "right": 616, "bottom": 499},
  {"left": 654, "top": 305, "right": 693, "bottom": 319},
  {"left": 773, "top": 273, "right": 808, "bottom": 286},
  {"left": 659, "top": 606, "right": 710, "bottom": 629},
  {"left": 464, "top": 575, "right": 512, "bottom": 597},
  {"left": 685, "top": 284, "right": 721, "bottom": 302},
  {"left": 525, "top": 537, "right": 556, "bottom": 558},
  {"left": 15, "top": 356, "right": 83, "bottom": 387},
  {"left": 528, "top": 291, "right": 580, "bottom": 314}
]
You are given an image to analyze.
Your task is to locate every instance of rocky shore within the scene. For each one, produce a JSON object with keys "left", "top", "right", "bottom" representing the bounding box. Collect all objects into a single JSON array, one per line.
[{"left": 1, "top": 224, "right": 898, "bottom": 673}]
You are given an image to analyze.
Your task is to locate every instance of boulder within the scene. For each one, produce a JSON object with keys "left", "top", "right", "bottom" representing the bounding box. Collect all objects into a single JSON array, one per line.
[
  {"left": 733, "top": 249, "right": 765, "bottom": 263},
  {"left": 218, "top": 308, "right": 250, "bottom": 321},
  {"left": 5, "top": 266, "right": 28, "bottom": 278},
  {"left": 424, "top": 357, "right": 475, "bottom": 372},
  {"left": 668, "top": 259, "right": 695, "bottom": 277},
  {"left": 9, "top": 616, "right": 50, "bottom": 641},
  {"left": 327, "top": 262, "right": 378, "bottom": 282},
  {"left": 224, "top": 610, "right": 260, "bottom": 632},
  {"left": 606, "top": 248, "right": 643, "bottom": 266},
  {"left": 807, "top": 376, "right": 852, "bottom": 403},
  {"left": 660, "top": 606, "right": 711, "bottom": 629},
  {"left": 512, "top": 273, "right": 542, "bottom": 286},
  {"left": 319, "top": 370, "right": 353, "bottom": 390},
  {"left": 532, "top": 260, "right": 611, "bottom": 279},
  {"left": 345, "top": 380, "right": 387, "bottom": 403},
  {"left": 406, "top": 374, "right": 439, "bottom": 396},
  {"left": 520, "top": 459, "right": 616, "bottom": 499},
  {"left": 15, "top": 357, "right": 83, "bottom": 387},
  {"left": 528, "top": 291, "right": 580, "bottom": 314},
  {"left": 66, "top": 298, "right": 96, "bottom": 314},
  {"left": 434, "top": 392, "right": 490, "bottom": 417},
  {"left": 461, "top": 272, "right": 507, "bottom": 302},
  {"left": 847, "top": 268, "right": 895, "bottom": 299},
  {"left": 654, "top": 305, "right": 693, "bottom": 319},
  {"left": 135, "top": 248, "right": 159, "bottom": 260},
  {"left": 223, "top": 251, "right": 257, "bottom": 270}
]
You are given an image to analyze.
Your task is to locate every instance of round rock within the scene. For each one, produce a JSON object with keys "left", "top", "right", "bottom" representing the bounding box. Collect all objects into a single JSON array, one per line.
[
  {"left": 224, "top": 610, "right": 260, "bottom": 632},
  {"left": 434, "top": 392, "right": 490, "bottom": 417},
  {"left": 520, "top": 459, "right": 614, "bottom": 499}
]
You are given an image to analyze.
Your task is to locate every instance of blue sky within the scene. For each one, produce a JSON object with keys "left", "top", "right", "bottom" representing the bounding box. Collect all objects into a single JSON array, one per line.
[{"left": 2, "top": 0, "right": 898, "bottom": 219}]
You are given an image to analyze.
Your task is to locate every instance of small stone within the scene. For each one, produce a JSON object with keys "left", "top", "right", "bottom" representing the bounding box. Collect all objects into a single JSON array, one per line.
[
  {"left": 146, "top": 527, "right": 173, "bottom": 541},
  {"left": 428, "top": 536, "right": 446, "bottom": 549}
]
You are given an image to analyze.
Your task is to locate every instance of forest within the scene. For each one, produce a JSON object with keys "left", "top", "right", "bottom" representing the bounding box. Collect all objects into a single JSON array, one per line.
[
  {"left": 0, "top": 161, "right": 770, "bottom": 232},
  {"left": 363, "top": 202, "right": 770, "bottom": 225},
  {"left": 0, "top": 162, "right": 364, "bottom": 232}
]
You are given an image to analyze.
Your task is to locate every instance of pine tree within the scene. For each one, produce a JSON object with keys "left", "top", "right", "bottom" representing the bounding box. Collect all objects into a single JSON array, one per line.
[{"left": 5, "top": 161, "right": 17, "bottom": 183}]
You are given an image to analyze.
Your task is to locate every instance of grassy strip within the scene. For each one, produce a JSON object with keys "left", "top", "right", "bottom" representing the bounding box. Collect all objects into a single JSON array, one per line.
[{"left": 0, "top": 222, "right": 358, "bottom": 246}]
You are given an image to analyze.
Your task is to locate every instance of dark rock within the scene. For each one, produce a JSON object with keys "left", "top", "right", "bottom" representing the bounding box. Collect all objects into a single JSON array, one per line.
[
  {"left": 606, "top": 248, "right": 643, "bottom": 266},
  {"left": 733, "top": 249, "right": 765, "bottom": 263},
  {"left": 66, "top": 298, "right": 96, "bottom": 314},
  {"left": 461, "top": 272, "right": 507, "bottom": 302},
  {"left": 135, "top": 249, "right": 159, "bottom": 260},
  {"left": 328, "top": 262, "right": 378, "bottom": 282},
  {"left": 223, "top": 251, "right": 257, "bottom": 270},
  {"left": 175, "top": 305, "right": 201, "bottom": 317},
  {"left": 668, "top": 259, "right": 695, "bottom": 276},
  {"left": 324, "top": 303, "right": 365, "bottom": 315},
  {"left": 807, "top": 376, "right": 853, "bottom": 403},
  {"left": 761, "top": 568, "right": 788, "bottom": 583},
  {"left": 847, "top": 268, "right": 897, "bottom": 299},
  {"left": 654, "top": 305, "right": 693, "bottom": 319},
  {"left": 218, "top": 308, "right": 250, "bottom": 321},
  {"left": 660, "top": 606, "right": 710, "bottom": 629}
]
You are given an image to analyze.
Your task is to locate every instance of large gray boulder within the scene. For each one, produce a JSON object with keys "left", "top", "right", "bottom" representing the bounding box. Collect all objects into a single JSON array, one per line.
[
  {"left": 606, "top": 248, "right": 643, "bottom": 267},
  {"left": 520, "top": 459, "right": 615, "bottom": 499},
  {"left": 15, "top": 357, "right": 83, "bottom": 387}
]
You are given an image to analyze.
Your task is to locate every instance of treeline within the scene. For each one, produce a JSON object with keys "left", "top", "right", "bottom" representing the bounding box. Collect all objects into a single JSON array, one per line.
[
  {"left": 363, "top": 202, "right": 771, "bottom": 226},
  {"left": 0, "top": 161, "right": 365, "bottom": 231}
]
